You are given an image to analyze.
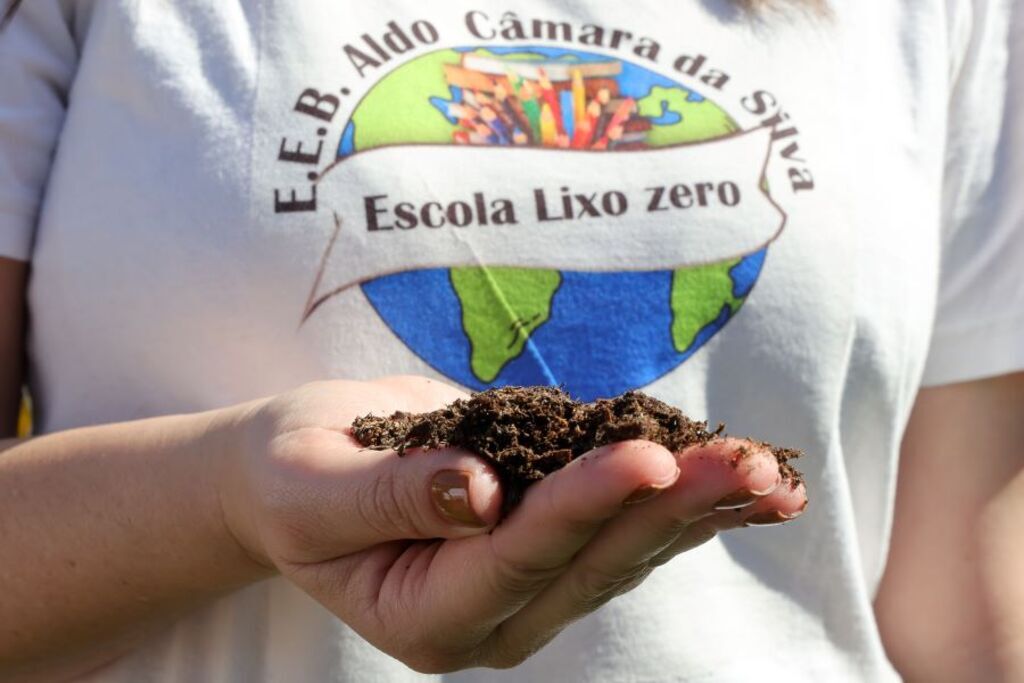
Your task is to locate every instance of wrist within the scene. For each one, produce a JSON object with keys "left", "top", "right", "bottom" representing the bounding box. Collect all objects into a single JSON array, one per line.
[{"left": 204, "top": 397, "right": 278, "bottom": 575}]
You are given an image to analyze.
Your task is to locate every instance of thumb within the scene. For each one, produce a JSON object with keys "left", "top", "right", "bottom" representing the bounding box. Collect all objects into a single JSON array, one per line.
[{"left": 326, "top": 446, "right": 504, "bottom": 554}]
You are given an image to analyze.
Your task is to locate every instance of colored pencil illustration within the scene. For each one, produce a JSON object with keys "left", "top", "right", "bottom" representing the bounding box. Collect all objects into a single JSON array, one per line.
[
  {"left": 480, "top": 107, "right": 510, "bottom": 144},
  {"left": 540, "top": 103, "right": 558, "bottom": 146},
  {"left": 436, "top": 53, "right": 651, "bottom": 151},
  {"left": 572, "top": 117, "right": 594, "bottom": 149},
  {"left": 519, "top": 81, "right": 543, "bottom": 141},
  {"left": 571, "top": 69, "right": 587, "bottom": 126},
  {"left": 607, "top": 98, "right": 637, "bottom": 132},
  {"left": 537, "top": 68, "right": 565, "bottom": 135},
  {"left": 559, "top": 89, "right": 575, "bottom": 141},
  {"left": 494, "top": 83, "right": 533, "bottom": 143}
]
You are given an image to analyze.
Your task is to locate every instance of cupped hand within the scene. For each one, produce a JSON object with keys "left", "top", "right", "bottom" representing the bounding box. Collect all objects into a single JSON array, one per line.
[{"left": 219, "top": 377, "right": 807, "bottom": 673}]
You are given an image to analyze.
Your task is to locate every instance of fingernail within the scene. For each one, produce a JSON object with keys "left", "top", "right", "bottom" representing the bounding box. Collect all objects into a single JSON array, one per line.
[
  {"left": 743, "top": 509, "right": 802, "bottom": 527},
  {"left": 622, "top": 464, "right": 679, "bottom": 507},
  {"left": 618, "top": 485, "right": 667, "bottom": 507},
  {"left": 713, "top": 472, "right": 783, "bottom": 511},
  {"left": 713, "top": 489, "right": 760, "bottom": 510},
  {"left": 756, "top": 473, "right": 784, "bottom": 497},
  {"left": 431, "top": 470, "right": 487, "bottom": 528},
  {"left": 623, "top": 486, "right": 664, "bottom": 506}
]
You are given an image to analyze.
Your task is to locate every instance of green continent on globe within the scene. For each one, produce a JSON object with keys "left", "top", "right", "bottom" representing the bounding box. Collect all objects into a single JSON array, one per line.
[
  {"left": 670, "top": 258, "right": 746, "bottom": 353},
  {"left": 636, "top": 85, "right": 739, "bottom": 145},
  {"left": 638, "top": 86, "right": 748, "bottom": 356},
  {"left": 352, "top": 49, "right": 462, "bottom": 149},
  {"left": 450, "top": 267, "right": 562, "bottom": 383},
  {"left": 443, "top": 85, "right": 747, "bottom": 379}
]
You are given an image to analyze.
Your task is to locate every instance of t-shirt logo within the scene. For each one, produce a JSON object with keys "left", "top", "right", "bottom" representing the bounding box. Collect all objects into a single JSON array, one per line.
[{"left": 303, "top": 46, "right": 787, "bottom": 401}]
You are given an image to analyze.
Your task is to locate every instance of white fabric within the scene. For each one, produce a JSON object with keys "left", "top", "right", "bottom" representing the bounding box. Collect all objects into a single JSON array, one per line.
[
  {"left": 1, "top": 1, "right": 1023, "bottom": 681},
  {"left": 922, "top": 0, "right": 1024, "bottom": 386},
  {"left": 0, "top": 0, "right": 77, "bottom": 260}
]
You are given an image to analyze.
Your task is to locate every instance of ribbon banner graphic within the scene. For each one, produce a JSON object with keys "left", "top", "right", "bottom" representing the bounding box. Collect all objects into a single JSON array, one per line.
[{"left": 305, "top": 126, "right": 785, "bottom": 318}]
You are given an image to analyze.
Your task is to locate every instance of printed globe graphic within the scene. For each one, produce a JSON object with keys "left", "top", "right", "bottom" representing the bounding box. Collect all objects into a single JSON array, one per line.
[{"left": 337, "top": 46, "right": 767, "bottom": 401}]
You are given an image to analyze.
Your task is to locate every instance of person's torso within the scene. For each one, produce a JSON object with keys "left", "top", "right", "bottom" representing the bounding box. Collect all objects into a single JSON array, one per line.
[{"left": 30, "top": 1, "right": 956, "bottom": 680}]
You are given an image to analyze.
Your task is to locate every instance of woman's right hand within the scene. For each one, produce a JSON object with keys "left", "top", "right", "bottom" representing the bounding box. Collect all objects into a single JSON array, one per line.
[{"left": 218, "top": 376, "right": 806, "bottom": 673}]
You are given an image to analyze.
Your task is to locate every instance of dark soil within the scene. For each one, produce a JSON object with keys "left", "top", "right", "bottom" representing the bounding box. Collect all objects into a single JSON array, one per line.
[{"left": 352, "top": 386, "right": 803, "bottom": 513}]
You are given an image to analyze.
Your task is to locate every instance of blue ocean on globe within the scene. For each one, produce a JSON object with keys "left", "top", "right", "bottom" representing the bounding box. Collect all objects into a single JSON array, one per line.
[{"left": 336, "top": 45, "right": 768, "bottom": 401}]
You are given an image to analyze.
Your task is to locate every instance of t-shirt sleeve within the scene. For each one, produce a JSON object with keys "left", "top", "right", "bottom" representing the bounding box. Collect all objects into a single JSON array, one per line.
[
  {"left": 0, "top": 1, "right": 78, "bottom": 262},
  {"left": 922, "top": 0, "right": 1024, "bottom": 387}
]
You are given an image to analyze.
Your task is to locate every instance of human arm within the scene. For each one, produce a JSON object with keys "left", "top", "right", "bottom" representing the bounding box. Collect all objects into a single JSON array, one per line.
[
  {"left": 980, "top": 448, "right": 1024, "bottom": 681},
  {"left": 0, "top": 400, "right": 274, "bottom": 680},
  {"left": 0, "top": 251, "right": 274, "bottom": 678},
  {"left": 0, "top": 371, "right": 807, "bottom": 680},
  {"left": 876, "top": 372, "right": 1024, "bottom": 681},
  {"left": 0, "top": 255, "right": 807, "bottom": 680},
  {"left": 880, "top": 2, "right": 1024, "bottom": 676}
]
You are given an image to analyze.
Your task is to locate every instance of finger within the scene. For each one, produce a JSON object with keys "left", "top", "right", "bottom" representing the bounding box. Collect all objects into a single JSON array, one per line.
[
  {"left": 479, "top": 438, "right": 781, "bottom": 659},
  {"left": 421, "top": 440, "right": 679, "bottom": 649},
  {"left": 270, "top": 433, "right": 503, "bottom": 563},
  {"left": 486, "top": 440, "right": 680, "bottom": 596},
  {"left": 373, "top": 375, "right": 469, "bottom": 413},
  {"left": 284, "top": 377, "right": 466, "bottom": 432},
  {"left": 648, "top": 473, "right": 809, "bottom": 567},
  {"left": 735, "top": 473, "right": 809, "bottom": 527},
  {"left": 672, "top": 437, "right": 785, "bottom": 512},
  {"left": 340, "top": 445, "right": 504, "bottom": 544}
]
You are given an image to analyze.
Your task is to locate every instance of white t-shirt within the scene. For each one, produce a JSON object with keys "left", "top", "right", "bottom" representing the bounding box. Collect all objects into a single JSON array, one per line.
[{"left": 2, "top": 1, "right": 1023, "bottom": 680}]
